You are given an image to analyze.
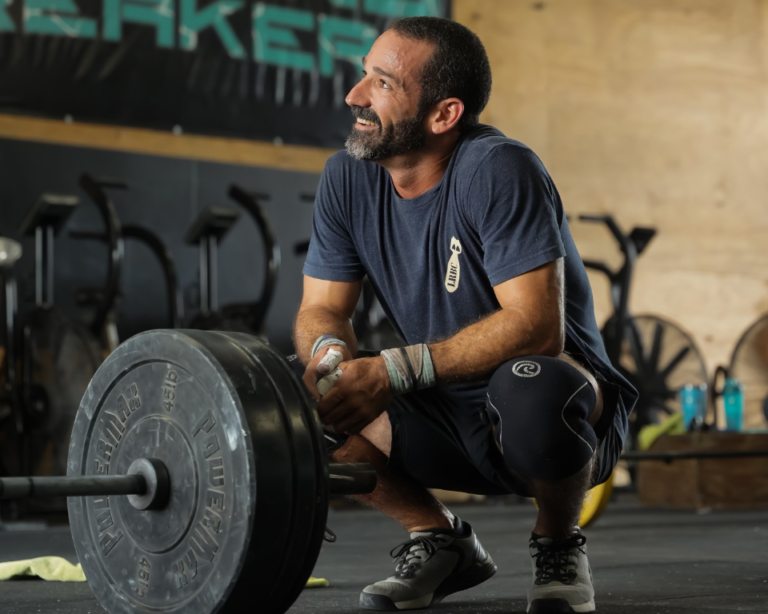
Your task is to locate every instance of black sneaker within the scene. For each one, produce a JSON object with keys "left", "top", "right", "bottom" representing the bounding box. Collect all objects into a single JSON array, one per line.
[
  {"left": 360, "top": 519, "right": 497, "bottom": 610},
  {"left": 527, "top": 532, "right": 595, "bottom": 613}
]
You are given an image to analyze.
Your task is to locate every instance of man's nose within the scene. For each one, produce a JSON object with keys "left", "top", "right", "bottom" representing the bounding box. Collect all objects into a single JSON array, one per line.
[{"left": 346, "top": 79, "right": 369, "bottom": 108}]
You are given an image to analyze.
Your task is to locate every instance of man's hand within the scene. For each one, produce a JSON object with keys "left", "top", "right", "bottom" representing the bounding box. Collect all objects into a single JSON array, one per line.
[
  {"left": 302, "top": 345, "right": 353, "bottom": 401},
  {"left": 316, "top": 356, "right": 392, "bottom": 435}
]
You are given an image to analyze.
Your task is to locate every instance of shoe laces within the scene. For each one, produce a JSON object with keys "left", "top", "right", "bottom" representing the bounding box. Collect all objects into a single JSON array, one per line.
[
  {"left": 390, "top": 534, "right": 447, "bottom": 579},
  {"left": 530, "top": 533, "right": 586, "bottom": 585}
]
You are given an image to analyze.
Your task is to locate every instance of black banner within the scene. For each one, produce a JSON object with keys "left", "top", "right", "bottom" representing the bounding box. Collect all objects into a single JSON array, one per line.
[{"left": 0, "top": 0, "right": 449, "bottom": 148}]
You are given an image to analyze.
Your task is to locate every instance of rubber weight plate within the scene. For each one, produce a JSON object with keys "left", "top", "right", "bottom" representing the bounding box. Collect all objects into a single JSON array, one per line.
[
  {"left": 225, "top": 333, "right": 328, "bottom": 614},
  {"left": 68, "top": 329, "right": 323, "bottom": 614}
]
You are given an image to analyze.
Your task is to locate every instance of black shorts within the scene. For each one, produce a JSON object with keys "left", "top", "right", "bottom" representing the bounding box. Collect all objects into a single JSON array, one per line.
[
  {"left": 287, "top": 353, "right": 623, "bottom": 497},
  {"left": 385, "top": 376, "right": 622, "bottom": 497}
]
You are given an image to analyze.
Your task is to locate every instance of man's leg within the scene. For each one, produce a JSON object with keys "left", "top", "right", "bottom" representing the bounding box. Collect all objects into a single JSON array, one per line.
[
  {"left": 528, "top": 354, "right": 603, "bottom": 539},
  {"left": 485, "top": 354, "right": 606, "bottom": 614},
  {"left": 332, "top": 413, "right": 496, "bottom": 611},
  {"left": 331, "top": 423, "right": 454, "bottom": 532},
  {"left": 529, "top": 454, "right": 596, "bottom": 539}
]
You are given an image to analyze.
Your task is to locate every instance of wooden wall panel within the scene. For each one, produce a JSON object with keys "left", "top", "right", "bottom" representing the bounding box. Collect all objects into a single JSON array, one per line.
[
  {"left": 454, "top": 0, "right": 768, "bottom": 372},
  {"left": 0, "top": 114, "right": 336, "bottom": 173}
]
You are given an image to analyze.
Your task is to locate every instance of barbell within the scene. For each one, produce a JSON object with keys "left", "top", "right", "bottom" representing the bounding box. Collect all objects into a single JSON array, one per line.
[{"left": 0, "top": 329, "right": 377, "bottom": 614}]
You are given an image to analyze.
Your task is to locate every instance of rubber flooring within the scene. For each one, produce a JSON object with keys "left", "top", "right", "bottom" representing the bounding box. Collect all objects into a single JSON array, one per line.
[{"left": 1, "top": 501, "right": 766, "bottom": 613}]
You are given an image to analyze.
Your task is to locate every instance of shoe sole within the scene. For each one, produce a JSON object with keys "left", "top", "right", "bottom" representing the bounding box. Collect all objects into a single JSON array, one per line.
[
  {"left": 359, "top": 557, "right": 498, "bottom": 611},
  {"left": 528, "top": 598, "right": 596, "bottom": 613}
]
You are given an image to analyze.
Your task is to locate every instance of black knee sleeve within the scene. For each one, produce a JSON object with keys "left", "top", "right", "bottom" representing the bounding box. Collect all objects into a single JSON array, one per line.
[{"left": 485, "top": 356, "right": 597, "bottom": 481}]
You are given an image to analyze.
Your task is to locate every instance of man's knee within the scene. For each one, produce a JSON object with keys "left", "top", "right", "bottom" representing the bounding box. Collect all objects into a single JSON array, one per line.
[{"left": 485, "top": 355, "right": 598, "bottom": 481}]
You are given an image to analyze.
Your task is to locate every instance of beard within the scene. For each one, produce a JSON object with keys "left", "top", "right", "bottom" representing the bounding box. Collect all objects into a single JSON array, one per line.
[{"left": 345, "top": 107, "right": 427, "bottom": 162}]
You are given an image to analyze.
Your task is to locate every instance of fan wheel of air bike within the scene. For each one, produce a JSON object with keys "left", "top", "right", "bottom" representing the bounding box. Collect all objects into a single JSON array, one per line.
[
  {"left": 618, "top": 315, "right": 708, "bottom": 439},
  {"left": 729, "top": 314, "right": 768, "bottom": 429}
]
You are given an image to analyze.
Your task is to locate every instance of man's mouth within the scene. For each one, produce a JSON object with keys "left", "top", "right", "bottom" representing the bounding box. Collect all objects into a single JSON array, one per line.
[{"left": 355, "top": 117, "right": 378, "bottom": 129}]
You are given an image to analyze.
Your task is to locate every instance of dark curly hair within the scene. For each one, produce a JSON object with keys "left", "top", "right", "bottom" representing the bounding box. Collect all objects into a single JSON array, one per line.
[{"left": 388, "top": 17, "right": 492, "bottom": 131}]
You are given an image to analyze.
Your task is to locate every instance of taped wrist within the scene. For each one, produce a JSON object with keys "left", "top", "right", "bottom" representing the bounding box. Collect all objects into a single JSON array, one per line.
[
  {"left": 380, "top": 344, "right": 436, "bottom": 396},
  {"left": 311, "top": 335, "right": 349, "bottom": 359}
]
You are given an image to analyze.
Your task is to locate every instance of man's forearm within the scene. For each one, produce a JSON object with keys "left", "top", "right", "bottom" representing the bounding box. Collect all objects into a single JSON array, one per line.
[
  {"left": 293, "top": 305, "right": 359, "bottom": 365},
  {"left": 428, "top": 308, "right": 563, "bottom": 384}
]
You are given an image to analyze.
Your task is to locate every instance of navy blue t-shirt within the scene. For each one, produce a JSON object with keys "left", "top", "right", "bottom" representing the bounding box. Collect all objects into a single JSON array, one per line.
[{"left": 304, "top": 125, "right": 636, "bottom": 437}]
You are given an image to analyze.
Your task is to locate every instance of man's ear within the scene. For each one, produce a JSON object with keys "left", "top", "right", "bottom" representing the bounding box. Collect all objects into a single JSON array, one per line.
[{"left": 429, "top": 98, "right": 464, "bottom": 135}]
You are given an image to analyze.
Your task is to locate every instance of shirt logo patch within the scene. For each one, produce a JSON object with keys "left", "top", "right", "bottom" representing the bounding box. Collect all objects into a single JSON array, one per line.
[{"left": 444, "top": 236, "right": 463, "bottom": 293}]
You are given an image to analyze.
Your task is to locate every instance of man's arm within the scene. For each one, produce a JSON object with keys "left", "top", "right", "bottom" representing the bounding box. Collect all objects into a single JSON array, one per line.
[
  {"left": 429, "top": 258, "right": 565, "bottom": 382},
  {"left": 293, "top": 275, "right": 362, "bottom": 364}
]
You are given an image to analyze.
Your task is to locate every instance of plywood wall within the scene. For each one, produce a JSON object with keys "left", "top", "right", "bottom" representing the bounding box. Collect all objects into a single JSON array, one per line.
[{"left": 454, "top": 0, "right": 768, "bottom": 372}]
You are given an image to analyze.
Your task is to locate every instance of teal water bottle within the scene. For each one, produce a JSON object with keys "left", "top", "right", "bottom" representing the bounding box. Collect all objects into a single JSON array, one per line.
[
  {"left": 713, "top": 366, "right": 745, "bottom": 432},
  {"left": 680, "top": 383, "right": 706, "bottom": 431},
  {"left": 723, "top": 377, "right": 745, "bottom": 432}
]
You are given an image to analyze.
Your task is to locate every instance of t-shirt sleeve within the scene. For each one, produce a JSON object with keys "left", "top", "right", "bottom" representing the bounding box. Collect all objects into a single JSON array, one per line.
[
  {"left": 468, "top": 145, "right": 565, "bottom": 286},
  {"left": 302, "top": 157, "right": 366, "bottom": 282}
]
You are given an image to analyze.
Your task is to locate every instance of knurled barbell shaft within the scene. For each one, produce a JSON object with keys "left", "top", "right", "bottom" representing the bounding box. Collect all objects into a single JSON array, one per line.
[
  {"left": 328, "top": 462, "right": 377, "bottom": 496},
  {"left": 0, "top": 475, "right": 146, "bottom": 500},
  {"left": 0, "top": 461, "right": 377, "bottom": 501}
]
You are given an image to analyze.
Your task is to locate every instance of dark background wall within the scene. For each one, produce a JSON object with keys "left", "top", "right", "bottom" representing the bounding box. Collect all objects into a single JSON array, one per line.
[{"left": 0, "top": 137, "right": 323, "bottom": 353}]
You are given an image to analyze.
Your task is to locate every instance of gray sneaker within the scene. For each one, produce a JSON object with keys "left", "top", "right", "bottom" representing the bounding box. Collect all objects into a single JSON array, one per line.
[
  {"left": 360, "top": 520, "right": 496, "bottom": 610},
  {"left": 527, "top": 533, "right": 595, "bottom": 613}
]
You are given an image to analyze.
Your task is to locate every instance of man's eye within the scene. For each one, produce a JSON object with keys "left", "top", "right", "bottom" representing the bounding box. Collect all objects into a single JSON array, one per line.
[{"left": 380, "top": 80, "right": 390, "bottom": 89}]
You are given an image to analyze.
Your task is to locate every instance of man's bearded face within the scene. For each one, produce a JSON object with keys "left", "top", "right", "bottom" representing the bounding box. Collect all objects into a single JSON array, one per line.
[{"left": 345, "top": 105, "right": 427, "bottom": 161}]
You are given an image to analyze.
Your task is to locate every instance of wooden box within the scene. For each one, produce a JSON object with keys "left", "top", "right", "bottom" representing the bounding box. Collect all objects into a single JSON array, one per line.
[{"left": 637, "top": 432, "right": 768, "bottom": 509}]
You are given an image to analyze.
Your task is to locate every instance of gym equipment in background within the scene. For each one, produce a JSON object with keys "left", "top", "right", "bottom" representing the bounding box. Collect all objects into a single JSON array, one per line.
[
  {"left": 578, "top": 215, "right": 708, "bottom": 445},
  {"left": 0, "top": 238, "right": 24, "bottom": 478},
  {"left": 352, "top": 278, "right": 404, "bottom": 351},
  {"left": 293, "top": 239, "right": 402, "bottom": 351},
  {"left": 727, "top": 315, "right": 768, "bottom": 429},
  {"left": 0, "top": 329, "right": 376, "bottom": 614},
  {"left": 69, "top": 174, "right": 126, "bottom": 354},
  {"left": 13, "top": 196, "right": 102, "bottom": 484},
  {"left": 74, "top": 223, "right": 185, "bottom": 331},
  {"left": 122, "top": 226, "right": 184, "bottom": 329},
  {"left": 187, "top": 185, "right": 280, "bottom": 336}
]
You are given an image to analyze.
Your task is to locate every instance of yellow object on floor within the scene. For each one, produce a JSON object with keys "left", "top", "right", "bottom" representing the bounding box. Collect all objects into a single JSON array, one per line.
[
  {"left": 533, "top": 472, "right": 614, "bottom": 529},
  {"left": 0, "top": 557, "right": 329, "bottom": 589},
  {"left": 638, "top": 412, "right": 685, "bottom": 451},
  {"left": 0, "top": 557, "right": 86, "bottom": 582},
  {"left": 578, "top": 473, "right": 613, "bottom": 529}
]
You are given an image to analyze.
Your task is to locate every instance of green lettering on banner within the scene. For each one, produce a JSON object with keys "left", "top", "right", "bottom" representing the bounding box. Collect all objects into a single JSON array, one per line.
[
  {"left": 318, "top": 14, "right": 376, "bottom": 77},
  {"left": 329, "top": 0, "right": 357, "bottom": 8},
  {"left": 364, "top": 0, "right": 441, "bottom": 17},
  {"left": 180, "top": 0, "right": 245, "bottom": 59},
  {"left": 1, "top": 0, "right": 16, "bottom": 31},
  {"left": 253, "top": 3, "right": 314, "bottom": 71},
  {"left": 104, "top": 0, "right": 175, "bottom": 47},
  {"left": 24, "top": 0, "right": 96, "bottom": 37}
]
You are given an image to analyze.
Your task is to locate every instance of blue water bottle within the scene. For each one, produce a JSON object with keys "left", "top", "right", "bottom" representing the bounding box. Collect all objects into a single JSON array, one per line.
[
  {"left": 680, "top": 383, "right": 707, "bottom": 431},
  {"left": 713, "top": 366, "right": 745, "bottom": 432},
  {"left": 722, "top": 377, "right": 744, "bottom": 432}
]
